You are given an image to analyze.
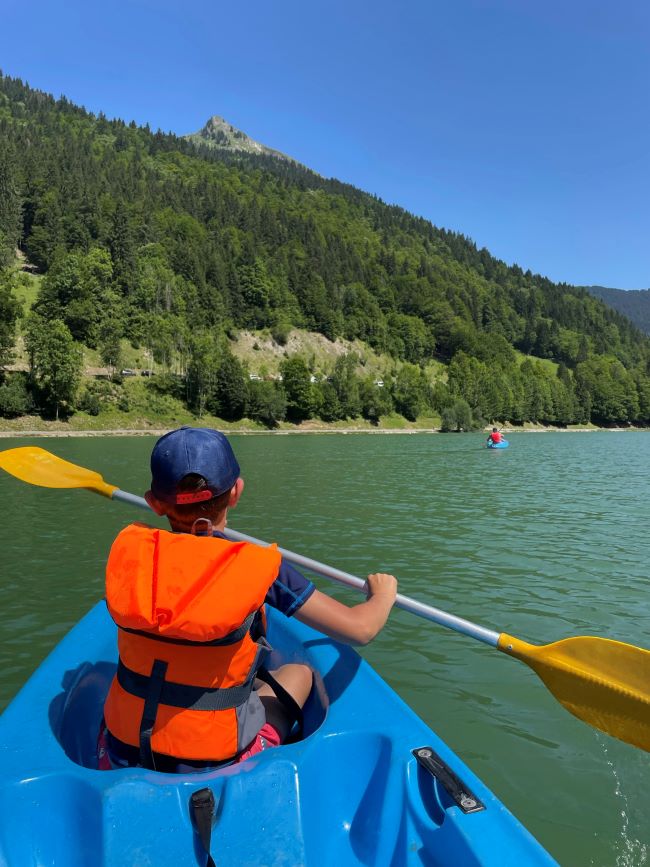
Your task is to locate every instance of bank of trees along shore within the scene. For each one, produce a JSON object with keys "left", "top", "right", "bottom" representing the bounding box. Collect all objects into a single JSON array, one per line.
[{"left": 0, "top": 71, "right": 649, "bottom": 428}]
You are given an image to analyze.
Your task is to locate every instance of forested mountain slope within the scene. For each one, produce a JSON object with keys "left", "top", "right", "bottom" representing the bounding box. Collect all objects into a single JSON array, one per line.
[
  {"left": 0, "top": 71, "right": 649, "bottom": 428},
  {"left": 585, "top": 285, "right": 650, "bottom": 336}
]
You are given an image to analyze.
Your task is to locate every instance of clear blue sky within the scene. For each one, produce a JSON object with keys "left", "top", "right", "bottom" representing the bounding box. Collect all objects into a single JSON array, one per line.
[{"left": 1, "top": 0, "right": 649, "bottom": 289}]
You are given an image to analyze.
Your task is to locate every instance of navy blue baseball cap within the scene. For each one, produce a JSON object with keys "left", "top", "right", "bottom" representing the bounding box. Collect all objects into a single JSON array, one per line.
[{"left": 150, "top": 427, "right": 240, "bottom": 505}]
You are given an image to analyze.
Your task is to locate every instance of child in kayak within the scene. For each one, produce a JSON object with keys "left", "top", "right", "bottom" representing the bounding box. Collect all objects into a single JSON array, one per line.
[
  {"left": 98, "top": 426, "right": 397, "bottom": 773},
  {"left": 487, "top": 427, "right": 502, "bottom": 445}
]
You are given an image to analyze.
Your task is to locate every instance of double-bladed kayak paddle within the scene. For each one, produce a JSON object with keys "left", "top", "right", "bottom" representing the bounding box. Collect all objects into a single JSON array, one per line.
[{"left": 0, "top": 445, "right": 648, "bottom": 753}]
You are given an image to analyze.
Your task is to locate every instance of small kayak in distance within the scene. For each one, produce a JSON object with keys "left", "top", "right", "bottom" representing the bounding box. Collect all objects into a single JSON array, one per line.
[
  {"left": 0, "top": 601, "right": 556, "bottom": 866},
  {"left": 487, "top": 439, "right": 509, "bottom": 449}
]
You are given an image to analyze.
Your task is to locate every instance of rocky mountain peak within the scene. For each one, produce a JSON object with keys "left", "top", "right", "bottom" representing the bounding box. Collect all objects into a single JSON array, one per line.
[{"left": 187, "top": 115, "right": 296, "bottom": 163}]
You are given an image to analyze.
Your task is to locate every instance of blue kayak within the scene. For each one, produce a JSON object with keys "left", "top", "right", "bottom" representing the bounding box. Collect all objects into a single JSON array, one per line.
[
  {"left": 487, "top": 439, "right": 509, "bottom": 449},
  {"left": 0, "top": 601, "right": 555, "bottom": 866}
]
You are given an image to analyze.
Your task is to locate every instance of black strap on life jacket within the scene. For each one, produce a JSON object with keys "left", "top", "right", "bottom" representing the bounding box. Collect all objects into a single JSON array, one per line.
[
  {"left": 139, "top": 658, "right": 168, "bottom": 770},
  {"left": 118, "top": 660, "right": 256, "bottom": 712},
  {"left": 190, "top": 787, "right": 216, "bottom": 867},
  {"left": 256, "top": 666, "right": 304, "bottom": 741}
]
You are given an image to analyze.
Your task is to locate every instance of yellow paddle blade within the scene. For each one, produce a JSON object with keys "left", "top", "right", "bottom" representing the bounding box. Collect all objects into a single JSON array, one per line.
[
  {"left": 498, "top": 632, "right": 650, "bottom": 752},
  {"left": 0, "top": 446, "right": 117, "bottom": 498}
]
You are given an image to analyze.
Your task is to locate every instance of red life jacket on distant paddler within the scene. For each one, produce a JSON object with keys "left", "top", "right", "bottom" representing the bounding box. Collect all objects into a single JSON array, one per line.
[
  {"left": 103, "top": 523, "right": 282, "bottom": 767},
  {"left": 490, "top": 430, "right": 502, "bottom": 443}
]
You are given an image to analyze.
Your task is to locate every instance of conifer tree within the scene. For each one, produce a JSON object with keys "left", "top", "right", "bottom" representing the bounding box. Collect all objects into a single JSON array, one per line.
[
  {"left": 0, "top": 141, "right": 22, "bottom": 265},
  {"left": 209, "top": 348, "right": 247, "bottom": 421},
  {"left": 0, "top": 270, "right": 21, "bottom": 368}
]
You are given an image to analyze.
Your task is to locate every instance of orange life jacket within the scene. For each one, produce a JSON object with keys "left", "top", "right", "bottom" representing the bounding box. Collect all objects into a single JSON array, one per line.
[{"left": 103, "top": 523, "right": 282, "bottom": 767}]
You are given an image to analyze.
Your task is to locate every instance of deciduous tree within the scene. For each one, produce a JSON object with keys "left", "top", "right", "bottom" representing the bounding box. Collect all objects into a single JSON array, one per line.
[{"left": 24, "top": 314, "right": 83, "bottom": 419}]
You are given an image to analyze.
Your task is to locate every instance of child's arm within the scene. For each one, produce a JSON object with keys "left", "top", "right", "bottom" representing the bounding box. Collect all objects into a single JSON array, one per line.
[{"left": 294, "top": 573, "right": 397, "bottom": 646}]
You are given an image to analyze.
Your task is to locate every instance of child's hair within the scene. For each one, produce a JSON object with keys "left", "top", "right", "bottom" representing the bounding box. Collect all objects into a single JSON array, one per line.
[{"left": 164, "top": 473, "right": 232, "bottom": 529}]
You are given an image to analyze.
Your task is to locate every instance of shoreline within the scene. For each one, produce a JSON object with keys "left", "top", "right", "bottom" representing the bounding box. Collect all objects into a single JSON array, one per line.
[{"left": 0, "top": 425, "right": 643, "bottom": 438}]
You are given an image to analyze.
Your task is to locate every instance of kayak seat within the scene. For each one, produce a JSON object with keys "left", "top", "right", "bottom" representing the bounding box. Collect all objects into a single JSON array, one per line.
[{"left": 50, "top": 661, "right": 116, "bottom": 769}]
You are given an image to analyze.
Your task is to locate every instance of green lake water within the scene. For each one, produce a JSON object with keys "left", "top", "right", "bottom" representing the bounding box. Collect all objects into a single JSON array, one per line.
[{"left": 0, "top": 430, "right": 649, "bottom": 866}]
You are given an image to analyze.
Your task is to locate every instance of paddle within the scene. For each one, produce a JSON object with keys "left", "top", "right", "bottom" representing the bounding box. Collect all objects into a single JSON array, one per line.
[{"left": 0, "top": 445, "right": 648, "bottom": 753}]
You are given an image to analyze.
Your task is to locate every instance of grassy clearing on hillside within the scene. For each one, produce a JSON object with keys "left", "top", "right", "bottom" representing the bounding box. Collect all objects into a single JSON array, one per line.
[
  {"left": 232, "top": 329, "right": 396, "bottom": 379},
  {"left": 514, "top": 349, "right": 558, "bottom": 373},
  {"left": 12, "top": 272, "right": 40, "bottom": 317}
]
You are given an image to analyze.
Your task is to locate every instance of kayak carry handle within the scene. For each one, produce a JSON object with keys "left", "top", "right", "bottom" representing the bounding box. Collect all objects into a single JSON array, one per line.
[{"left": 412, "top": 747, "right": 485, "bottom": 814}]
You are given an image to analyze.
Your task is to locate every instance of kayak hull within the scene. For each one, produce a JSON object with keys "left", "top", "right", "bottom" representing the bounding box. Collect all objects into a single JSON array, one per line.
[
  {"left": 487, "top": 440, "right": 509, "bottom": 449},
  {"left": 0, "top": 601, "right": 555, "bottom": 866}
]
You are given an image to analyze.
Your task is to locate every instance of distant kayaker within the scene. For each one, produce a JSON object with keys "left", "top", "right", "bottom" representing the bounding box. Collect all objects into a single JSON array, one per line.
[
  {"left": 98, "top": 426, "right": 398, "bottom": 773},
  {"left": 487, "top": 427, "right": 502, "bottom": 445}
]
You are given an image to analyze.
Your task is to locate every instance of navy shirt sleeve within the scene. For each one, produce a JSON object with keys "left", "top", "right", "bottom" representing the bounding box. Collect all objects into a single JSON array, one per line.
[{"left": 265, "top": 558, "right": 315, "bottom": 617}]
